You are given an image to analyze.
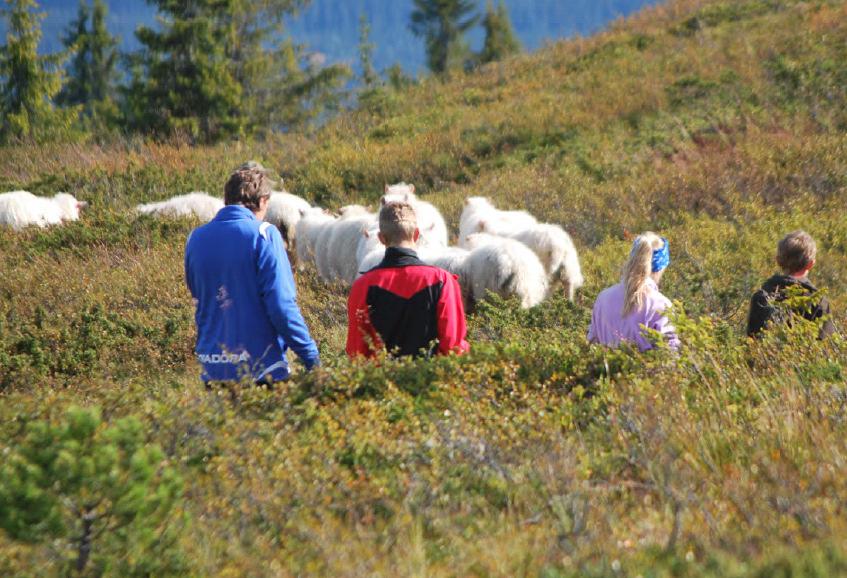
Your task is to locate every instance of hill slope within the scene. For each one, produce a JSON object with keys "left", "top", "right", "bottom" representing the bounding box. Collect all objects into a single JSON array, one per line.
[{"left": 2, "top": 0, "right": 847, "bottom": 575}]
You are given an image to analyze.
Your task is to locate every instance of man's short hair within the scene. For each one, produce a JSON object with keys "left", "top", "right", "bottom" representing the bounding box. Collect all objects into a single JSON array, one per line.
[
  {"left": 224, "top": 165, "right": 272, "bottom": 211},
  {"left": 379, "top": 201, "right": 417, "bottom": 246},
  {"left": 777, "top": 230, "right": 816, "bottom": 274}
]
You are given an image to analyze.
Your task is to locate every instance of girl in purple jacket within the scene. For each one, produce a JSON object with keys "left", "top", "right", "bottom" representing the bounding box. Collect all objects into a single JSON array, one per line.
[{"left": 587, "top": 232, "right": 680, "bottom": 351}]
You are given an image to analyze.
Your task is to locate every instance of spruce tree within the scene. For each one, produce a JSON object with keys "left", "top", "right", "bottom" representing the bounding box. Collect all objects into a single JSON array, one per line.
[
  {"left": 0, "top": 0, "right": 77, "bottom": 142},
  {"left": 126, "top": 0, "right": 349, "bottom": 140},
  {"left": 479, "top": 0, "right": 520, "bottom": 65},
  {"left": 224, "top": 0, "right": 350, "bottom": 134},
  {"left": 357, "top": 12, "right": 379, "bottom": 90},
  {"left": 59, "top": 0, "right": 119, "bottom": 126},
  {"left": 126, "top": 0, "right": 243, "bottom": 142},
  {"left": 409, "top": 0, "right": 478, "bottom": 75}
]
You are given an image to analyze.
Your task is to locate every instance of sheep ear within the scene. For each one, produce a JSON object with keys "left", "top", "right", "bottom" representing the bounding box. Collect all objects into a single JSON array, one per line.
[
  {"left": 478, "top": 219, "right": 486, "bottom": 231},
  {"left": 77, "top": 201, "right": 89, "bottom": 210},
  {"left": 409, "top": 184, "right": 415, "bottom": 194},
  {"left": 364, "top": 230, "right": 370, "bottom": 238},
  {"left": 380, "top": 195, "right": 387, "bottom": 205},
  {"left": 384, "top": 184, "right": 390, "bottom": 193}
]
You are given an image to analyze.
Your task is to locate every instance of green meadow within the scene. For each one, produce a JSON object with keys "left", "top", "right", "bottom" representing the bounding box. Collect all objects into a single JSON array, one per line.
[{"left": 2, "top": 0, "right": 847, "bottom": 575}]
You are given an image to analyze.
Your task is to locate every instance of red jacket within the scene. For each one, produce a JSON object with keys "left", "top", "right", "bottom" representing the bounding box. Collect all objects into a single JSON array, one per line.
[{"left": 347, "top": 247, "right": 469, "bottom": 358}]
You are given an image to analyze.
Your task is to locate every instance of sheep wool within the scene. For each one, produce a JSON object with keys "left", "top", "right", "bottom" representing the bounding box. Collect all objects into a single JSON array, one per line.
[
  {"left": 458, "top": 196, "right": 538, "bottom": 247},
  {"left": 136, "top": 192, "right": 223, "bottom": 221},
  {"left": 482, "top": 222, "right": 584, "bottom": 301},
  {"left": 463, "top": 233, "right": 549, "bottom": 309},
  {"left": 381, "top": 183, "right": 449, "bottom": 247},
  {"left": 0, "top": 191, "right": 86, "bottom": 230},
  {"left": 265, "top": 191, "right": 311, "bottom": 246}
]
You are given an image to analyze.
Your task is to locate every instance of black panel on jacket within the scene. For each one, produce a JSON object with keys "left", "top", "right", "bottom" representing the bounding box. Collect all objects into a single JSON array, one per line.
[{"left": 366, "top": 283, "right": 443, "bottom": 357}]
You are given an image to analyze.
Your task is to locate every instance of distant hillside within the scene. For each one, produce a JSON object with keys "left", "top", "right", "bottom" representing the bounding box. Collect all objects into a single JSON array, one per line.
[{"left": 16, "top": 0, "right": 659, "bottom": 74}]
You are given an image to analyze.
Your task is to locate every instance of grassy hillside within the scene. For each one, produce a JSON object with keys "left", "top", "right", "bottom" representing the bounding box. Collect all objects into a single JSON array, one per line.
[{"left": 2, "top": 0, "right": 847, "bottom": 575}]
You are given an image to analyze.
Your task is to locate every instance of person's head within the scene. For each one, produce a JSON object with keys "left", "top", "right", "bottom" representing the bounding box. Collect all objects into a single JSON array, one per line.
[
  {"left": 378, "top": 201, "right": 419, "bottom": 248},
  {"left": 777, "top": 230, "right": 816, "bottom": 277},
  {"left": 622, "top": 232, "right": 669, "bottom": 316},
  {"left": 224, "top": 164, "right": 272, "bottom": 218}
]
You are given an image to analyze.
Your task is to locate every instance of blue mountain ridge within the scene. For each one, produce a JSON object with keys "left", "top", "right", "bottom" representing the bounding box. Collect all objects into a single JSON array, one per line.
[{"left": 11, "top": 0, "right": 660, "bottom": 75}]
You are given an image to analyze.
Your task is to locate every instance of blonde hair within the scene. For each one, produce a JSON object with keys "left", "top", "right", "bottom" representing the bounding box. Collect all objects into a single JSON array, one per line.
[
  {"left": 776, "top": 230, "right": 816, "bottom": 274},
  {"left": 622, "top": 231, "right": 665, "bottom": 316},
  {"left": 379, "top": 201, "right": 418, "bottom": 245}
]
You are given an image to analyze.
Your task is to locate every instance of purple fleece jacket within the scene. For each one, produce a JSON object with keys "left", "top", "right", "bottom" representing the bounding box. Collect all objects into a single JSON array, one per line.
[{"left": 587, "top": 278, "right": 680, "bottom": 351}]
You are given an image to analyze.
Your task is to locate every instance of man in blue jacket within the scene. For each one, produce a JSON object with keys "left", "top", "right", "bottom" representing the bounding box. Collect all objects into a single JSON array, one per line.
[{"left": 184, "top": 164, "right": 319, "bottom": 385}]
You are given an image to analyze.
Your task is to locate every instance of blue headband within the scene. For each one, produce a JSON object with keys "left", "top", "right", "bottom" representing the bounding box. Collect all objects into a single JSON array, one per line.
[{"left": 632, "top": 237, "right": 670, "bottom": 273}]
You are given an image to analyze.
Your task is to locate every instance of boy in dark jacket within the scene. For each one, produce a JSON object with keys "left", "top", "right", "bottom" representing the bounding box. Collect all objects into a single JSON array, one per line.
[
  {"left": 347, "top": 201, "right": 469, "bottom": 359},
  {"left": 747, "top": 230, "right": 835, "bottom": 339}
]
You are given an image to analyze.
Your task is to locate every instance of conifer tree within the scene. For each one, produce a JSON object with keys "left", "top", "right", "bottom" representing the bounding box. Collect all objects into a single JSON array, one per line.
[
  {"left": 125, "top": 0, "right": 243, "bottom": 142},
  {"left": 0, "top": 0, "right": 77, "bottom": 142},
  {"left": 59, "top": 0, "right": 119, "bottom": 125},
  {"left": 0, "top": 407, "right": 186, "bottom": 574},
  {"left": 126, "top": 0, "right": 349, "bottom": 140},
  {"left": 479, "top": 0, "right": 520, "bottom": 65},
  {"left": 409, "top": 0, "right": 478, "bottom": 75},
  {"left": 358, "top": 12, "right": 378, "bottom": 89},
  {"left": 227, "top": 0, "right": 349, "bottom": 134}
]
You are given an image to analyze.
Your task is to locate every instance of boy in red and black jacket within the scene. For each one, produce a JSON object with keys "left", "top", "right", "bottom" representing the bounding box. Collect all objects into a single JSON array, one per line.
[{"left": 346, "top": 201, "right": 469, "bottom": 359}]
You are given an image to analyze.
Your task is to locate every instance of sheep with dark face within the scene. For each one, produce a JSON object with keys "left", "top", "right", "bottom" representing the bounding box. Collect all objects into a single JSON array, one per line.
[{"left": 0, "top": 191, "right": 87, "bottom": 230}]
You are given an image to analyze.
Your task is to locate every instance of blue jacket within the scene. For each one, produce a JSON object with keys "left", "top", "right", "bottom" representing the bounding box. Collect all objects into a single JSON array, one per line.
[{"left": 185, "top": 205, "right": 319, "bottom": 382}]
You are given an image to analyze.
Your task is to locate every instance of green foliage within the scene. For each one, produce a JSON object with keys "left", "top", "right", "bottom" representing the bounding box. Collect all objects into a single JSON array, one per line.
[
  {"left": 478, "top": 0, "right": 521, "bottom": 65},
  {"left": 124, "top": 0, "right": 244, "bottom": 142},
  {"left": 0, "top": 406, "right": 186, "bottom": 575},
  {"left": 123, "top": 0, "right": 350, "bottom": 142},
  {"left": 57, "top": 0, "right": 119, "bottom": 130},
  {"left": 357, "top": 12, "right": 378, "bottom": 90},
  {"left": 410, "top": 0, "right": 479, "bottom": 75},
  {"left": 0, "top": 0, "right": 79, "bottom": 143}
]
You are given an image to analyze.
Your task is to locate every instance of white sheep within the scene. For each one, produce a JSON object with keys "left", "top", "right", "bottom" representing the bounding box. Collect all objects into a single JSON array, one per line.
[
  {"left": 480, "top": 222, "right": 584, "bottom": 301},
  {"left": 356, "top": 221, "right": 383, "bottom": 268},
  {"left": 381, "top": 183, "right": 449, "bottom": 247},
  {"left": 265, "top": 191, "right": 311, "bottom": 249},
  {"left": 458, "top": 196, "right": 537, "bottom": 246},
  {"left": 0, "top": 191, "right": 87, "bottom": 230},
  {"left": 136, "top": 192, "right": 223, "bottom": 221},
  {"left": 295, "top": 207, "right": 336, "bottom": 271},
  {"left": 417, "top": 245, "right": 470, "bottom": 276},
  {"left": 338, "top": 204, "right": 374, "bottom": 220},
  {"left": 315, "top": 209, "right": 377, "bottom": 284},
  {"left": 463, "top": 233, "right": 549, "bottom": 309}
]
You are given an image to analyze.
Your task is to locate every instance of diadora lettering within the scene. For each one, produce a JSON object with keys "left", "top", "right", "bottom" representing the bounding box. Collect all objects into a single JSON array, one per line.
[{"left": 198, "top": 352, "right": 250, "bottom": 364}]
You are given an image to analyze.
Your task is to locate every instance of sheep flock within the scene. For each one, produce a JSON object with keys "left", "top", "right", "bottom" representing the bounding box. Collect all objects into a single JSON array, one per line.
[{"left": 0, "top": 183, "right": 583, "bottom": 309}]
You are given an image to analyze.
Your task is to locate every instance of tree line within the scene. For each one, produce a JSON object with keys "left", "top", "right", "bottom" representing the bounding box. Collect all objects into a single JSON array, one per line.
[{"left": 0, "top": 0, "right": 521, "bottom": 144}]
